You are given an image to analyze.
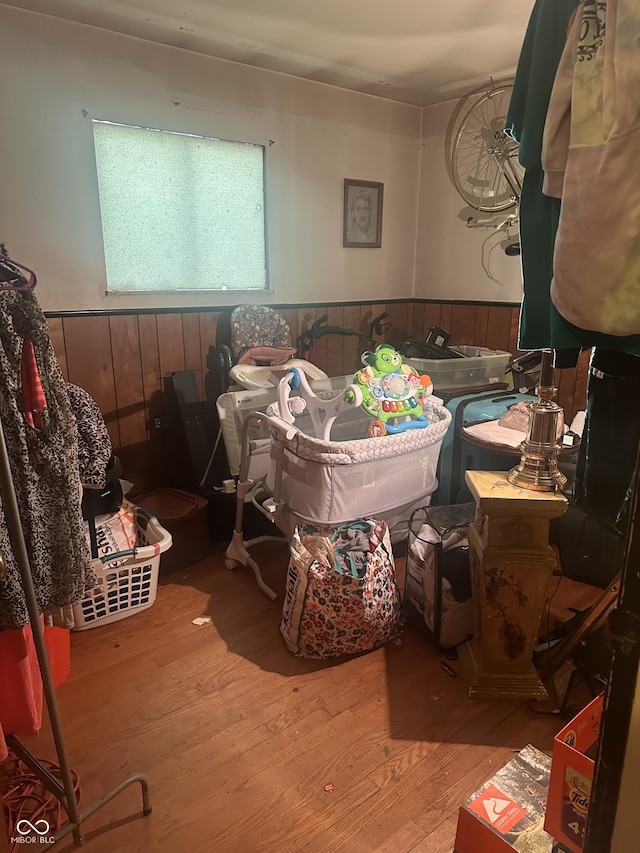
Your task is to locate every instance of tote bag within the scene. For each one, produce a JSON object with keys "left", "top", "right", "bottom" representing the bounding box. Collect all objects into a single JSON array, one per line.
[{"left": 281, "top": 519, "right": 402, "bottom": 659}]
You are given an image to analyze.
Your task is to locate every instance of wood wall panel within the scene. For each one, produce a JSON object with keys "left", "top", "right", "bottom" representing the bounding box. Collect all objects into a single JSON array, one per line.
[
  {"left": 312, "top": 307, "right": 329, "bottom": 374},
  {"left": 297, "top": 307, "right": 316, "bottom": 363},
  {"left": 423, "top": 302, "right": 442, "bottom": 337},
  {"left": 473, "top": 305, "right": 490, "bottom": 345},
  {"left": 182, "top": 313, "right": 203, "bottom": 399},
  {"left": 556, "top": 362, "right": 579, "bottom": 424},
  {"left": 509, "top": 307, "right": 521, "bottom": 355},
  {"left": 198, "top": 311, "right": 220, "bottom": 396},
  {"left": 438, "top": 303, "right": 453, "bottom": 340},
  {"left": 326, "top": 305, "right": 345, "bottom": 376},
  {"left": 485, "top": 306, "right": 513, "bottom": 354},
  {"left": 198, "top": 311, "right": 219, "bottom": 353},
  {"left": 409, "top": 301, "right": 425, "bottom": 341},
  {"left": 109, "top": 315, "right": 149, "bottom": 495},
  {"left": 63, "top": 315, "right": 120, "bottom": 450},
  {"left": 572, "top": 348, "right": 591, "bottom": 414},
  {"left": 137, "top": 314, "right": 164, "bottom": 493},
  {"left": 361, "top": 302, "right": 387, "bottom": 350},
  {"left": 156, "top": 313, "right": 186, "bottom": 378},
  {"left": 47, "top": 301, "right": 590, "bottom": 496},
  {"left": 556, "top": 347, "right": 591, "bottom": 425},
  {"left": 342, "top": 305, "right": 363, "bottom": 375},
  {"left": 450, "top": 304, "right": 477, "bottom": 346},
  {"left": 279, "top": 308, "right": 300, "bottom": 350},
  {"left": 385, "top": 301, "right": 409, "bottom": 349}
]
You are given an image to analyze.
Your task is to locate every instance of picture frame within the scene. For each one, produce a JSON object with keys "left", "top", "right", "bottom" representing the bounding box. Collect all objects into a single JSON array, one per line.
[{"left": 343, "top": 179, "right": 383, "bottom": 248}]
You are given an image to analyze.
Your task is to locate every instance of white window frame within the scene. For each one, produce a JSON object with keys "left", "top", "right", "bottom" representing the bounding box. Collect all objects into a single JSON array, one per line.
[{"left": 92, "top": 119, "right": 270, "bottom": 296}]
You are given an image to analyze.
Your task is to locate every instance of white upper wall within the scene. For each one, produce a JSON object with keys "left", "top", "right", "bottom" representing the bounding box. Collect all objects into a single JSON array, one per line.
[
  {"left": 416, "top": 99, "right": 524, "bottom": 303},
  {"left": 0, "top": 6, "right": 421, "bottom": 312}
]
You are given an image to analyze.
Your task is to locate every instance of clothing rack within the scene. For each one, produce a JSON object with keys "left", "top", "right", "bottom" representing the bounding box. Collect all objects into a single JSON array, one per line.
[{"left": 0, "top": 414, "right": 151, "bottom": 848}]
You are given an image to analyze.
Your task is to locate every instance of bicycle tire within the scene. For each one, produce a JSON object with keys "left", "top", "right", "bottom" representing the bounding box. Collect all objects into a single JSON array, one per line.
[{"left": 450, "top": 85, "right": 523, "bottom": 213}]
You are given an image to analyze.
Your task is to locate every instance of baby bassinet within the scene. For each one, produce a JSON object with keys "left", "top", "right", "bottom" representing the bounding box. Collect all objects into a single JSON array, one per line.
[
  {"left": 264, "top": 397, "right": 450, "bottom": 536},
  {"left": 224, "top": 370, "right": 451, "bottom": 599}
]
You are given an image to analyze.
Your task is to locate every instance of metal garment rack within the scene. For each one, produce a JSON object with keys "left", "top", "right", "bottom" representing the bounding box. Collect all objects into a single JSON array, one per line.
[{"left": 0, "top": 416, "right": 151, "bottom": 848}]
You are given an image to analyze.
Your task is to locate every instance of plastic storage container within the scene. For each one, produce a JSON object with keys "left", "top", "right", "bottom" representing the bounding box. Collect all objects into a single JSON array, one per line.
[
  {"left": 139, "top": 488, "right": 210, "bottom": 575},
  {"left": 405, "top": 346, "right": 511, "bottom": 392},
  {"left": 72, "top": 507, "right": 172, "bottom": 630}
]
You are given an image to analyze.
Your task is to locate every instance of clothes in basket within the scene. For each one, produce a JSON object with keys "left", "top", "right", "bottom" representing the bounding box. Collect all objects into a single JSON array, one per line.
[{"left": 85, "top": 500, "right": 137, "bottom": 566}]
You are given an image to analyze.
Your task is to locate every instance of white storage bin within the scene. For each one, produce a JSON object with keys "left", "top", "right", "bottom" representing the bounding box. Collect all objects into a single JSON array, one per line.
[
  {"left": 405, "top": 346, "right": 511, "bottom": 392},
  {"left": 72, "top": 507, "right": 172, "bottom": 631}
]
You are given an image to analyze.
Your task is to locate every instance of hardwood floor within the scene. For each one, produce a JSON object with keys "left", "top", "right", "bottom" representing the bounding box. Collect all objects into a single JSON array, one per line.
[{"left": 12, "top": 542, "right": 585, "bottom": 853}]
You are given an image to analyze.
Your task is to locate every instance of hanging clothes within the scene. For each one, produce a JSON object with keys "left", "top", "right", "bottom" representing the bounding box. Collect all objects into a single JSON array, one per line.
[
  {"left": 551, "top": 347, "right": 640, "bottom": 588},
  {"left": 507, "top": 0, "right": 640, "bottom": 356},
  {"left": 542, "top": 0, "right": 640, "bottom": 340},
  {"left": 0, "top": 289, "right": 94, "bottom": 630},
  {"left": 575, "top": 349, "right": 640, "bottom": 532},
  {"left": 0, "top": 625, "right": 43, "bottom": 761},
  {"left": 65, "top": 382, "right": 112, "bottom": 490},
  {"left": 505, "top": 0, "right": 582, "bottom": 353},
  {"left": 505, "top": 1, "right": 640, "bottom": 589},
  {"left": 21, "top": 335, "right": 47, "bottom": 430}
]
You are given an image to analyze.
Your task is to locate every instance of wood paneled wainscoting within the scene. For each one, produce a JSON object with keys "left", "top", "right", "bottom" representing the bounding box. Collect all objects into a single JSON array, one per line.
[{"left": 47, "top": 300, "right": 589, "bottom": 497}]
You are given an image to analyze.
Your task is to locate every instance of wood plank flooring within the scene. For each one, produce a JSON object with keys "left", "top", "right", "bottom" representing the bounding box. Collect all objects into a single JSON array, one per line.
[{"left": 11, "top": 542, "right": 589, "bottom": 853}]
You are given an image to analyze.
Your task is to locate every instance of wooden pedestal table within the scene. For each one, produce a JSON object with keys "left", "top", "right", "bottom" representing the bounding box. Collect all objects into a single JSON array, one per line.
[{"left": 458, "top": 470, "right": 568, "bottom": 701}]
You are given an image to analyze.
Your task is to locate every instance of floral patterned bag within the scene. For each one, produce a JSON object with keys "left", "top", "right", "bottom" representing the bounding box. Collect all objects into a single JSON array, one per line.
[{"left": 280, "top": 519, "right": 402, "bottom": 659}]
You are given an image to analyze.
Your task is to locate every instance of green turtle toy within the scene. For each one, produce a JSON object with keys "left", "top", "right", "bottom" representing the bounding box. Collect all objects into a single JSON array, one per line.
[{"left": 352, "top": 344, "right": 434, "bottom": 437}]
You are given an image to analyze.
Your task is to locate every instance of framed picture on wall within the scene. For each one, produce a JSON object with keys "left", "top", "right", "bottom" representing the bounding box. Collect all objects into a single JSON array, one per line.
[{"left": 343, "top": 179, "right": 383, "bottom": 248}]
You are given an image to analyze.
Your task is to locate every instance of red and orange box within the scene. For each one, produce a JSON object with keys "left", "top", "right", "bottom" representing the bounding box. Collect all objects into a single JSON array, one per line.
[{"left": 544, "top": 694, "right": 603, "bottom": 853}]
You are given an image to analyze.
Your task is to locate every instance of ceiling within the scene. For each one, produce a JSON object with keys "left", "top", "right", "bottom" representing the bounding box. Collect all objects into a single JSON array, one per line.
[{"left": 4, "top": 0, "right": 530, "bottom": 106}]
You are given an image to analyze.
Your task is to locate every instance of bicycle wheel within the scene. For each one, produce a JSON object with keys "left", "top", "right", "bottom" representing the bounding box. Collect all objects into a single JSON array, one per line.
[{"left": 451, "top": 85, "right": 524, "bottom": 213}]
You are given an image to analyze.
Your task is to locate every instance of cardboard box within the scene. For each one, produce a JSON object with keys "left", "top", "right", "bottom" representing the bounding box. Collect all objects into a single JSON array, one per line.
[
  {"left": 455, "top": 744, "right": 555, "bottom": 853},
  {"left": 544, "top": 694, "right": 603, "bottom": 853}
]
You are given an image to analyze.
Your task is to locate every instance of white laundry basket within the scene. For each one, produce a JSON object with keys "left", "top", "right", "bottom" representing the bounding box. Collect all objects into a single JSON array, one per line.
[{"left": 72, "top": 507, "right": 172, "bottom": 630}]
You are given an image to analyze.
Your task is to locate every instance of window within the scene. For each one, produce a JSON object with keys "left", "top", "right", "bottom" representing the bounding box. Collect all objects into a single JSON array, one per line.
[{"left": 92, "top": 121, "right": 268, "bottom": 293}]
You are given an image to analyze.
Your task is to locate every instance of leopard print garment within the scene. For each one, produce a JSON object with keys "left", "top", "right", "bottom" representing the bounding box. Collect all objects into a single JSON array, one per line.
[
  {"left": 0, "top": 290, "right": 94, "bottom": 630},
  {"left": 65, "top": 382, "right": 112, "bottom": 488}
]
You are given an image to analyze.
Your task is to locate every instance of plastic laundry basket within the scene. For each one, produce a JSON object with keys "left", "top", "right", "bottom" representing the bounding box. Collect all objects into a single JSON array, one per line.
[{"left": 72, "top": 507, "right": 172, "bottom": 631}]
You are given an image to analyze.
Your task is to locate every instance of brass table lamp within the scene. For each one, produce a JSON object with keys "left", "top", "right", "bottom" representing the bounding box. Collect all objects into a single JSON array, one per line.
[{"left": 508, "top": 351, "right": 567, "bottom": 492}]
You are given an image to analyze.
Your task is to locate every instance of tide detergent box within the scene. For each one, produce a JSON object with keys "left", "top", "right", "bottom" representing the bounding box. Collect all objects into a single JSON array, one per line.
[{"left": 544, "top": 694, "right": 602, "bottom": 853}]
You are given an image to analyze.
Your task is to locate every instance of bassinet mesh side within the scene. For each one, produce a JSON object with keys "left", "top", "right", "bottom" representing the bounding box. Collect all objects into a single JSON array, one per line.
[
  {"left": 285, "top": 398, "right": 450, "bottom": 464},
  {"left": 265, "top": 399, "right": 451, "bottom": 528},
  {"left": 215, "top": 375, "right": 356, "bottom": 476}
]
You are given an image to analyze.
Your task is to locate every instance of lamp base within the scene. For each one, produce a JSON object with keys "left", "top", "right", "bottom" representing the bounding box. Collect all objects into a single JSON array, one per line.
[
  {"left": 508, "top": 442, "right": 568, "bottom": 492},
  {"left": 508, "top": 379, "right": 568, "bottom": 492}
]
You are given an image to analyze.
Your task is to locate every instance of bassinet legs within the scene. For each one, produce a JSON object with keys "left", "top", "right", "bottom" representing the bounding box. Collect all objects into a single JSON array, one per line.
[
  {"left": 225, "top": 530, "right": 279, "bottom": 601},
  {"left": 225, "top": 416, "right": 288, "bottom": 600}
]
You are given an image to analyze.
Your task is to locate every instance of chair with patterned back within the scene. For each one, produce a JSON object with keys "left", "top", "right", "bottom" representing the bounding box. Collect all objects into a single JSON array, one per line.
[{"left": 213, "top": 305, "right": 327, "bottom": 391}]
